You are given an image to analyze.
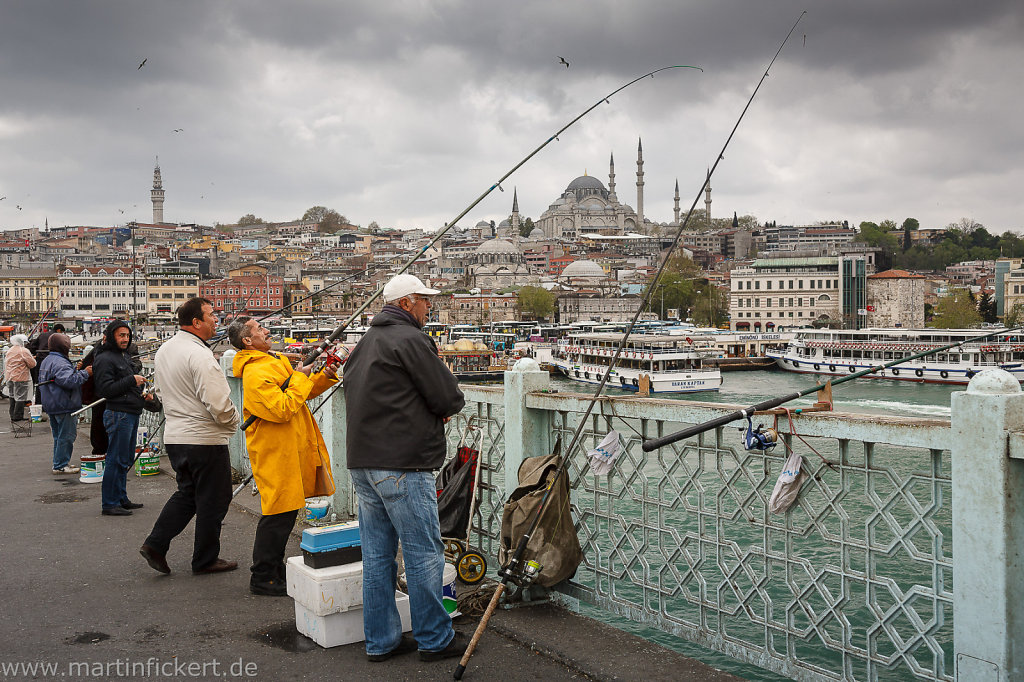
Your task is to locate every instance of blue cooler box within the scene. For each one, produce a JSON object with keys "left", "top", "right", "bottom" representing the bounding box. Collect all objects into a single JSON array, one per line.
[{"left": 301, "top": 521, "right": 362, "bottom": 569}]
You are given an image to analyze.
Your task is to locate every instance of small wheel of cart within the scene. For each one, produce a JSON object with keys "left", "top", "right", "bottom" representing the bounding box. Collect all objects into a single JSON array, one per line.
[
  {"left": 456, "top": 550, "right": 487, "bottom": 585},
  {"left": 444, "top": 538, "right": 466, "bottom": 563}
]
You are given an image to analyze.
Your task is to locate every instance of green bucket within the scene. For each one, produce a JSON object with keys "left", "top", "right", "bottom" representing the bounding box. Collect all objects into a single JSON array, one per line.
[{"left": 134, "top": 449, "right": 161, "bottom": 476}]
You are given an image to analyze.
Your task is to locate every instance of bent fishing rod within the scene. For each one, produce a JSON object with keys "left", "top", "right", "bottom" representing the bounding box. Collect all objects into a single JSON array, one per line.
[
  {"left": 239, "top": 63, "right": 705, "bottom": 434},
  {"left": 642, "top": 324, "right": 1024, "bottom": 452},
  {"left": 454, "top": 13, "right": 806, "bottom": 680}
]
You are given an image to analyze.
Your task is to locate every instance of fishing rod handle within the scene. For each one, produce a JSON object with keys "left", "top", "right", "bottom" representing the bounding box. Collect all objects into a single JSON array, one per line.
[
  {"left": 453, "top": 582, "right": 506, "bottom": 680},
  {"left": 641, "top": 392, "right": 802, "bottom": 452}
]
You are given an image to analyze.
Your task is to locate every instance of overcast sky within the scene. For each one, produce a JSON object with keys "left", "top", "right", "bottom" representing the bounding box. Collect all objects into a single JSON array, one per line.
[{"left": 1, "top": 1, "right": 1022, "bottom": 235}]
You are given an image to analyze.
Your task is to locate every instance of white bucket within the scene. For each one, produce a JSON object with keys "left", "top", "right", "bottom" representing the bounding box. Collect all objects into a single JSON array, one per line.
[
  {"left": 442, "top": 563, "right": 458, "bottom": 618},
  {"left": 79, "top": 454, "right": 105, "bottom": 484},
  {"left": 29, "top": 405, "right": 42, "bottom": 422}
]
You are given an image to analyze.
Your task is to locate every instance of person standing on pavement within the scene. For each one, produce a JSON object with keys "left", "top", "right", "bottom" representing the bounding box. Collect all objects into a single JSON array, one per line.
[
  {"left": 343, "top": 274, "right": 467, "bottom": 663},
  {"left": 4, "top": 334, "right": 35, "bottom": 422},
  {"left": 228, "top": 316, "right": 337, "bottom": 596},
  {"left": 38, "top": 332, "right": 90, "bottom": 475},
  {"left": 139, "top": 298, "right": 240, "bottom": 576},
  {"left": 29, "top": 322, "right": 64, "bottom": 407},
  {"left": 77, "top": 337, "right": 109, "bottom": 465},
  {"left": 94, "top": 320, "right": 160, "bottom": 517}
]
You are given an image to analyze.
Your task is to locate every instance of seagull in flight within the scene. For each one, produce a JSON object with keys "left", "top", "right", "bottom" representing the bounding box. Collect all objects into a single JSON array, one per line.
[
  {"left": 558, "top": 56, "right": 570, "bottom": 68},
  {"left": 138, "top": 58, "right": 147, "bottom": 70},
  {"left": 173, "top": 128, "right": 184, "bottom": 133},
  {"left": 0, "top": 196, "right": 5, "bottom": 201},
  {"left": 16, "top": 205, "right": 23, "bottom": 210}
]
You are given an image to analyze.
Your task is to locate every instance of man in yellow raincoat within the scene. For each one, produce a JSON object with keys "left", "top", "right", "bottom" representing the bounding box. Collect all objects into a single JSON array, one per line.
[{"left": 228, "top": 316, "right": 337, "bottom": 596}]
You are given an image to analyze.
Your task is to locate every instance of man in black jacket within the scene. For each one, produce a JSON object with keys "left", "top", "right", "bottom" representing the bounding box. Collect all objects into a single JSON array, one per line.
[
  {"left": 343, "top": 274, "right": 466, "bottom": 663},
  {"left": 94, "top": 320, "right": 156, "bottom": 517}
]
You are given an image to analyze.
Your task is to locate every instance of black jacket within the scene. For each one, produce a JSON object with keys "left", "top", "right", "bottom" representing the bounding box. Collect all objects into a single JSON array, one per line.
[
  {"left": 343, "top": 308, "right": 465, "bottom": 470},
  {"left": 94, "top": 320, "right": 151, "bottom": 415}
]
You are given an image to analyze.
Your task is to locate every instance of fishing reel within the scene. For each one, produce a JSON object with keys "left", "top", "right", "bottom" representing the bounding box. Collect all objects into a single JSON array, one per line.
[
  {"left": 498, "top": 557, "right": 544, "bottom": 588},
  {"left": 742, "top": 414, "right": 778, "bottom": 452}
]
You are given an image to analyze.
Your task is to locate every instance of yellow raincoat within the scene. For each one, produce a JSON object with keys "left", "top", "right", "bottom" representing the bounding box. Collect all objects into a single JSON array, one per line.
[{"left": 233, "top": 350, "right": 336, "bottom": 515}]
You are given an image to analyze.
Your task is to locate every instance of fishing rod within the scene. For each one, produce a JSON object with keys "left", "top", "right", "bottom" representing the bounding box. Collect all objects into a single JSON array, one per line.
[
  {"left": 642, "top": 324, "right": 1024, "bottom": 452},
  {"left": 454, "top": 13, "right": 805, "bottom": 679},
  {"left": 297, "top": 64, "right": 704, "bottom": 374},
  {"left": 26, "top": 290, "right": 64, "bottom": 339}
]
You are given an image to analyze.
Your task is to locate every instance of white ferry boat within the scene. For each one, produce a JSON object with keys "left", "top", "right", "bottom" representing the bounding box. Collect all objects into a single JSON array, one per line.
[
  {"left": 766, "top": 327, "right": 1024, "bottom": 385},
  {"left": 553, "top": 333, "right": 722, "bottom": 393}
]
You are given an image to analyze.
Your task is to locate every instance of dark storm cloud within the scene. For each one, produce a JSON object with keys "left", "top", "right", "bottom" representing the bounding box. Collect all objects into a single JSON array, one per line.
[{"left": 1, "top": 0, "right": 1023, "bottom": 232}]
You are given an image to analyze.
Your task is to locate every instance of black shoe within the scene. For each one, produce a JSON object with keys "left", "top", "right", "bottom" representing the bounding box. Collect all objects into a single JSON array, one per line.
[
  {"left": 102, "top": 507, "right": 132, "bottom": 516},
  {"left": 121, "top": 501, "right": 144, "bottom": 510},
  {"left": 249, "top": 579, "right": 288, "bottom": 597},
  {"left": 140, "top": 544, "right": 171, "bottom": 574},
  {"left": 419, "top": 632, "right": 468, "bottom": 662},
  {"left": 368, "top": 634, "right": 418, "bottom": 662}
]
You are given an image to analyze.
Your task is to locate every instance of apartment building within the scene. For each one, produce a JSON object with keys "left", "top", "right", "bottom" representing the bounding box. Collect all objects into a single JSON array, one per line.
[{"left": 59, "top": 265, "right": 148, "bottom": 319}]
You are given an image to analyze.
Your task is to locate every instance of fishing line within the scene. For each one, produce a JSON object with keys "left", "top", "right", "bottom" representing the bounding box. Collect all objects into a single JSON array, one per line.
[{"left": 455, "top": 13, "right": 806, "bottom": 679}]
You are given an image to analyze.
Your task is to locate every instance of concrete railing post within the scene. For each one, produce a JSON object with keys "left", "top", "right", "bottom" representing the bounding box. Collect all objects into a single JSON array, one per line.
[
  {"left": 221, "top": 351, "right": 244, "bottom": 472},
  {"left": 951, "top": 369, "right": 1024, "bottom": 681},
  {"left": 503, "top": 358, "right": 552, "bottom": 487},
  {"left": 319, "top": 387, "right": 355, "bottom": 519}
]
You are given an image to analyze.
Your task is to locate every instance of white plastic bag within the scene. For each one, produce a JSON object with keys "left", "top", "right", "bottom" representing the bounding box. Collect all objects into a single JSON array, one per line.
[
  {"left": 587, "top": 430, "right": 624, "bottom": 476},
  {"left": 768, "top": 453, "right": 805, "bottom": 514}
]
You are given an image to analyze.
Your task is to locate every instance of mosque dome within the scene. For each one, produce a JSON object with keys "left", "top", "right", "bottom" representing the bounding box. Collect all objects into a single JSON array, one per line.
[
  {"left": 566, "top": 175, "right": 606, "bottom": 192},
  {"left": 561, "top": 259, "right": 606, "bottom": 278},
  {"left": 475, "top": 220, "right": 492, "bottom": 229},
  {"left": 498, "top": 218, "right": 512, "bottom": 228},
  {"left": 528, "top": 227, "right": 545, "bottom": 239},
  {"left": 475, "top": 239, "right": 520, "bottom": 255}
]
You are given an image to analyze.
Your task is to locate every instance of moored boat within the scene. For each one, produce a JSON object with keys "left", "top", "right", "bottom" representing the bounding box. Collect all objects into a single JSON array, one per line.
[
  {"left": 553, "top": 333, "right": 722, "bottom": 393},
  {"left": 766, "top": 327, "right": 1024, "bottom": 385}
]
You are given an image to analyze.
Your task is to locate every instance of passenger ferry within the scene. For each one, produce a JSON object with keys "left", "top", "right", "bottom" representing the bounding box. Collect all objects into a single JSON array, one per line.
[
  {"left": 553, "top": 333, "right": 722, "bottom": 393},
  {"left": 766, "top": 327, "right": 1024, "bottom": 384}
]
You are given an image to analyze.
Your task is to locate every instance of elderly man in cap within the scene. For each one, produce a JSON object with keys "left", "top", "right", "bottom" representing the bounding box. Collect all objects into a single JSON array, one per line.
[
  {"left": 344, "top": 274, "right": 466, "bottom": 662},
  {"left": 38, "top": 332, "right": 91, "bottom": 474}
]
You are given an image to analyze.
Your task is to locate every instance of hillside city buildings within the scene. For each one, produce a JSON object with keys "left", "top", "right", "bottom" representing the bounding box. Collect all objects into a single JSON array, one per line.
[{"left": 0, "top": 154, "right": 1004, "bottom": 332}]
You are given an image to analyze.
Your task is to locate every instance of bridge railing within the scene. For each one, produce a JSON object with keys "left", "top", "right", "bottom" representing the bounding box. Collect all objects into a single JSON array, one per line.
[{"left": 222, "top": 356, "right": 1024, "bottom": 682}]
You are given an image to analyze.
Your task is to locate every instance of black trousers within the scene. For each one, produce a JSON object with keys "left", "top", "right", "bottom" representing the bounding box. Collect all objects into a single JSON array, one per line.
[
  {"left": 144, "top": 443, "right": 232, "bottom": 572},
  {"left": 90, "top": 404, "right": 108, "bottom": 455},
  {"left": 251, "top": 508, "right": 299, "bottom": 584},
  {"left": 9, "top": 399, "right": 25, "bottom": 422}
]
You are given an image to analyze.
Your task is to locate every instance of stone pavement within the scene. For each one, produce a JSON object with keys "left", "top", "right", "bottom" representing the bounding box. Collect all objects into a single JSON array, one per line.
[{"left": 0, "top": 414, "right": 741, "bottom": 681}]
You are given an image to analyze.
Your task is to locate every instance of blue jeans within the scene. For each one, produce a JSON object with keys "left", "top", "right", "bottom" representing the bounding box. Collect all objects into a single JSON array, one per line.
[
  {"left": 350, "top": 468, "right": 454, "bottom": 655},
  {"left": 49, "top": 413, "right": 78, "bottom": 470},
  {"left": 101, "top": 410, "right": 139, "bottom": 510}
]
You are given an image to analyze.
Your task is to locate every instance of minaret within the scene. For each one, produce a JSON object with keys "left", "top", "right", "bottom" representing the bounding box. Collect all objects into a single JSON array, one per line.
[
  {"left": 636, "top": 139, "right": 645, "bottom": 226},
  {"left": 151, "top": 157, "right": 165, "bottom": 224},
  {"left": 607, "top": 153, "right": 617, "bottom": 202},
  {"left": 704, "top": 168, "right": 711, "bottom": 224},
  {"left": 511, "top": 187, "right": 521, "bottom": 233},
  {"left": 673, "top": 179, "right": 680, "bottom": 224}
]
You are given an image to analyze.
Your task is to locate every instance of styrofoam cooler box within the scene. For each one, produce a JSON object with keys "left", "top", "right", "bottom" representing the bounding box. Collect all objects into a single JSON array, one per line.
[
  {"left": 295, "top": 591, "right": 411, "bottom": 649},
  {"left": 286, "top": 556, "right": 363, "bottom": 617}
]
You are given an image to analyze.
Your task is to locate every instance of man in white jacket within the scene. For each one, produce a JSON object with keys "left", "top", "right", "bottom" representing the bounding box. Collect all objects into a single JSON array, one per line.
[{"left": 140, "top": 297, "right": 241, "bottom": 575}]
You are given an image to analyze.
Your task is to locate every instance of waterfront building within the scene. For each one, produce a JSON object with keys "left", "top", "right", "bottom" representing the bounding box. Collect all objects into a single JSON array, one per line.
[
  {"left": 729, "top": 256, "right": 868, "bottom": 331},
  {"left": 864, "top": 269, "right": 926, "bottom": 328},
  {"left": 144, "top": 261, "right": 201, "bottom": 322},
  {"left": 200, "top": 274, "right": 284, "bottom": 317},
  {"left": 757, "top": 223, "right": 858, "bottom": 254},
  {"left": 59, "top": 265, "right": 147, "bottom": 319},
  {"left": 995, "top": 257, "right": 1023, "bottom": 317},
  {"left": 0, "top": 267, "right": 59, "bottom": 318},
  {"left": 444, "top": 293, "right": 518, "bottom": 326}
]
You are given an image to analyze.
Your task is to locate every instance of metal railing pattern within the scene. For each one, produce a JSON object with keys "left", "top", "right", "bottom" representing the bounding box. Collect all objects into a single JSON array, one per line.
[{"left": 472, "top": 387, "right": 953, "bottom": 682}]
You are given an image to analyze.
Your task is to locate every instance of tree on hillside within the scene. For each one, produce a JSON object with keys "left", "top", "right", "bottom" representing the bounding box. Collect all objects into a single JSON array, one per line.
[
  {"left": 303, "top": 206, "right": 349, "bottom": 233},
  {"left": 901, "top": 218, "right": 919, "bottom": 252},
  {"left": 518, "top": 217, "right": 535, "bottom": 238},
  {"left": 237, "top": 214, "right": 265, "bottom": 226},
  {"left": 517, "top": 286, "right": 555, "bottom": 320},
  {"left": 930, "top": 288, "right": 982, "bottom": 329},
  {"left": 1005, "top": 303, "right": 1024, "bottom": 328},
  {"left": 646, "top": 254, "right": 704, "bottom": 319},
  {"left": 977, "top": 291, "right": 997, "bottom": 324}
]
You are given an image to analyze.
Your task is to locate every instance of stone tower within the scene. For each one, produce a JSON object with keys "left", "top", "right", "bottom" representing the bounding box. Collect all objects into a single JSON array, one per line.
[
  {"left": 151, "top": 158, "right": 165, "bottom": 224},
  {"left": 704, "top": 168, "right": 711, "bottom": 223},
  {"left": 636, "top": 139, "right": 644, "bottom": 226},
  {"left": 673, "top": 179, "right": 680, "bottom": 224},
  {"left": 607, "top": 153, "right": 617, "bottom": 202}
]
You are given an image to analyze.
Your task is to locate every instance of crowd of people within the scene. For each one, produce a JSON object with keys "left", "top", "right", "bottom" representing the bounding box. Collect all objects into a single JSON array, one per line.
[{"left": 5, "top": 275, "right": 470, "bottom": 663}]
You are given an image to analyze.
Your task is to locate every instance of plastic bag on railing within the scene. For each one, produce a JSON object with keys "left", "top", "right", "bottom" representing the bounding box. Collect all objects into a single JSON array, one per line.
[
  {"left": 768, "top": 452, "right": 805, "bottom": 514},
  {"left": 588, "top": 430, "right": 624, "bottom": 476}
]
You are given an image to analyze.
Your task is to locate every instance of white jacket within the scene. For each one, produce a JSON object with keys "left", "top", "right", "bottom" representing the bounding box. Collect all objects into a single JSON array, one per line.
[{"left": 155, "top": 330, "right": 240, "bottom": 445}]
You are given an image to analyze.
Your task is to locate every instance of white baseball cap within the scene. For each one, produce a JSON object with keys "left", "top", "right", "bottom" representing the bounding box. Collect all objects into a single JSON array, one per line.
[{"left": 382, "top": 274, "right": 440, "bottom": 302}]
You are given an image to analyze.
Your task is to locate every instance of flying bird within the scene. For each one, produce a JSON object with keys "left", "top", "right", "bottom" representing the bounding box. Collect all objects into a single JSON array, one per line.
[
  {"left": 138, "top": 58, "right": 147, "bottom": 70},
  {"left": 803, "top": 34, "right": 806, "bottom": 47},
  {"left": 16, "top": 205, "right": 23, "bottom": 210},
  {"left": 558, "top": 56, "right": 570, "bottom": 68},
  {"left": 0, "top": 196, "right": 5, "bottom": 201},
  {"left": 173, "top": 128, "right": 184, "bottom": 133}
]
